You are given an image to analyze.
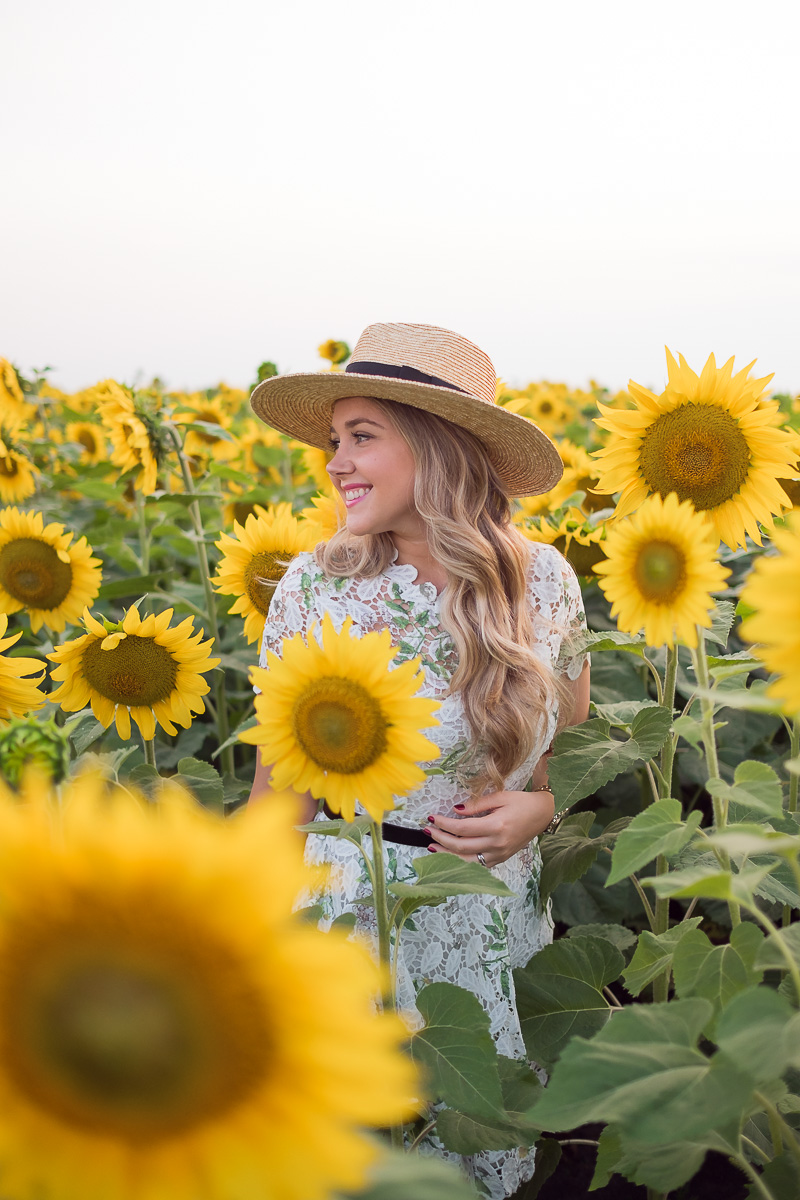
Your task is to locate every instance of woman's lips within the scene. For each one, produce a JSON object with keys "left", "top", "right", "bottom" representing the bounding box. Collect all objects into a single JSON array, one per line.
[{"left": 343, "top": 486, "right": 372, "bottom": 508}]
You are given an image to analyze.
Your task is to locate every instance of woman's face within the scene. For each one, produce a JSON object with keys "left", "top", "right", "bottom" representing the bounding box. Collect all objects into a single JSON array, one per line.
[{"left": 326, "top": 397, "right": 421, "bottom": 539}]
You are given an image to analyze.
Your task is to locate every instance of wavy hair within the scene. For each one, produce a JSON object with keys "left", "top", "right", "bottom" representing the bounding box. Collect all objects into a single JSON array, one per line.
[{"left": 317, "top": 399, "right": 573, "bottom": 794}]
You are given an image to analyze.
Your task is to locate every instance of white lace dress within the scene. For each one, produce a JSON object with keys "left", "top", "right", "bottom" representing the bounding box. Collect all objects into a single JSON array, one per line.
[{"left": 258, "top": 543, "right": 587, "bottom": 1199}]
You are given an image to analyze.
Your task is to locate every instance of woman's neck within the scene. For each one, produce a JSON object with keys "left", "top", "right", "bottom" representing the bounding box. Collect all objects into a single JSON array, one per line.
[{"left": 391, "top": 533, "right": 448, "bottom": 594}]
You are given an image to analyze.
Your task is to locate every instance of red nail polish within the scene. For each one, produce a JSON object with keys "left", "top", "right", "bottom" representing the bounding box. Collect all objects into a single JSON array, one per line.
[
  {"left": 454, "top": 803, "right": 465, "bottom": 812},
  {"left": 423, "top": 827, "right": 434, "bottom": 838},
  {"left": 427, "top": 814, "right": 436, "bottom": 823},
  {"left": 427, "top": 844, "right": 438, "bottom": 852}
]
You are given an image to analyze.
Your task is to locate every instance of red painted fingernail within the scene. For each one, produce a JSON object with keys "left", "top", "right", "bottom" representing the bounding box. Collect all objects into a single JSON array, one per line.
[
  {"left": 454, "top": 804, "right": 465, "bottom": 812},
  {"left": 423, "top": 827, "right": 434, "bottom": 838},
  {"left": 427, "top": 844, "right": 438, "bottom": 852},
  {"left": 427, "top": 815, "right": 436, "bottom": 823}
]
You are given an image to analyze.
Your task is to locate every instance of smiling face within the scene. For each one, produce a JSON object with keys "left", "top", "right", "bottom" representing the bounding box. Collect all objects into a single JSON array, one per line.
[{"left": 326, "top": 397, "right": 422, "bottom": 540}]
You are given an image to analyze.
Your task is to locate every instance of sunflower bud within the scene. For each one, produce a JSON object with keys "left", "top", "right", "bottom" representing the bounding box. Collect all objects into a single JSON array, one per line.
[
  {"left": 317, "top": 340, "right": 351, "bottom": 368},
  {"left": 0, "top": 715, "right": 71, "bottom": 787}
]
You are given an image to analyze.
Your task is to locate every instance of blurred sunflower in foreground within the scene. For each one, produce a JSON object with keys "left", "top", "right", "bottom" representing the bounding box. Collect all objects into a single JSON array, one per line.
[
  {"left": 243, "top": 613, "right": 441, "bottom": 822},
  {"left": 740, "top": 514, "right": 800, "bottom": 713},
  {"left": 594, "top": 492, "right": 730, "bottom": 647},
  {"left": 0, "top": 508, "right": 102, "bottom": 634},
  {"left": 592, "top": 350, "right": 798, "bottom": 549},
  {"left": 0, "top": 772, "right": 417, "bottom": 1200},
  {"left": 213, "top": 504, "right": 321, "bottom": 645},
  {"left": 48, "top": 606, "right": 219, "bottom": 739}
]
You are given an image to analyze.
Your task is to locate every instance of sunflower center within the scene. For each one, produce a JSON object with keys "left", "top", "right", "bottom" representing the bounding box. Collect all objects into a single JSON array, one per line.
[
  {"left": 0, "top": 456, "right": 21, "bottom": 480},
  {"left": 2, "top": 919, "right": 271, "bottom": 1142},
  {"left": 244, "top": 551, "right": 289, "bottom": 615},
  {"left": 639, "top": 403, "right": 751, "bottom": 511},
  {"left": 634, "top": 540, "right": 686, "bottom": 603},
  {"left": 0, "top": 538, "right": 73, "bottom": 609},
  {"left": 292, "top": 676, "right": 388, "bottom": 774},
  {"left": 77, "top": 430, "right": 98, "bottom": 454},
  {"left": 81, "top": 636, "right": 178, "bottom": 707}
]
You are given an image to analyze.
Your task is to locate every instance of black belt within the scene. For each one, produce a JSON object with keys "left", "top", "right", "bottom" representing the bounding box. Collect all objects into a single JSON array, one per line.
[{"left": 322, "top": 802, "right": 429, "bottom": 848}]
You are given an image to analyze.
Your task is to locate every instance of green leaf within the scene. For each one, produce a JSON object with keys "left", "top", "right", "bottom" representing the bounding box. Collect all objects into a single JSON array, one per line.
[
  {"left": 525, "top": 1137, "right": 562, "bottom": 1198},
  {"left": 539, "top": 812, "right": 630, "bottom": 902},
  {"left": 548, "top": 709, "right": 671, "bottom": 811},
  {"left": 622, "top": 919, "right": 704, "bottom": 997},
  {"left": 746, "top": 1153, "right": 800, "bottom": 1200},
  {"left": 706, "top": 760, "right": 784, "bottom": 820},
  {"left": 704, "top": 825, "right": 800, "bottom": 859},
  {"left": 96, "top": 573, "right": 164, "bottom": 601},
  {"left": 528, "top": 998, "right": 758, "bottom": 1144},
  {"left": 591, "top": 700, "right": 660, "bottom": 727},
  {"left": 571, "top": 630, "right": 646, "bottom": 656},
  {"left": 175, "top": 757, "right": 224, "bottom": 808},
  {"left": 69, "top": 714, "right": 107, "bottom": 755},
  {"left": 411, "top": 982, "right": 505, "bottom": 1119},
  {"left": 714, "top": 986, "right": 800, "bottom": 1084},
  {"left": 295, "top": 816, "right": 373, "bottom": 845},
  {"left": 606, "top": 798, "right": 703, "bottom": 886},
  {"left": 671, "top": 929, "right": 758, "bottom": 1023},
  {"left": 127, "top": 762, "right": 161, "bottom": 797},
  {"left": 641, "top": 863, "right": 776, "bottom": 905},
  {"left": 513, "top": 936, "right": 623, "bottom": 1069},
  {"left": 706, "top": 600, "right": 737, "bottom": 648},
  {"left": 565, "top": 923, "right": 637, "bottom": 955},
  {"left": 389, "top": 852, "right": 515, "bottom": 904},
  {"left": 336, "top": 1149, "right": 480, "bottom": 1200},
  {"left": 754, "top": 923, "right": 800, "bottom": 972},
  {"left": 592, "top": 1124, "right": 708, "bottom": 1194},
  {"left": 434, "top": 1056, "right": 542, "bottom": 1154}
]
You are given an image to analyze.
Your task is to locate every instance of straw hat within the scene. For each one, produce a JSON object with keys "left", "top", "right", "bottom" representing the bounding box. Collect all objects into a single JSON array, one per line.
[{"left": 250, "top": 322, "right": 562, "bottom": 497}]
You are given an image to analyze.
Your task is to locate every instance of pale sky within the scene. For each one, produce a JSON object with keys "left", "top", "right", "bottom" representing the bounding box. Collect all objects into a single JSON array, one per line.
[{"left": 3, "top": 0, "right": 799, "bottom": 396}]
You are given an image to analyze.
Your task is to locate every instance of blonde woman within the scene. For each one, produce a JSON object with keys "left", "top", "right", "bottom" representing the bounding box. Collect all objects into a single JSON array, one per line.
[{"left": 248, "top": 323, "right": 590, "bottom": 1199}]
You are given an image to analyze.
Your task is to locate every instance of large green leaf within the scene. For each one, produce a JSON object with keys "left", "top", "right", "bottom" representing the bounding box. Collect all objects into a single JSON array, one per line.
[
  {"left": 746, "top": 1152, "right": 800, "bottom": 1200},
  {"left": 671, "top": 928, "right": 761, "bottom": 1025},
  {"left": 513, "top": 936, "right": 623, "bottom": 1069},
  {"left": 714, "top": 986, "right": 800, "bottom": 1083},
  {"left": 591, "top": 1124, "right": 707, "bottom": 1194},
  {"left": 706, "top": 760, "right": 784, "bottom": 820},
  {"left": 434, "top": 1056, "right": 542, "bottom": 1154},
  {"left": 336, "top": 1149, "right": 479, "bottom": 1199},
  {"left": 388, "top": 852, "right": 515, "bottom": 903},
  {"left": 571, "top": 630, "right": 647, "bottom": 656},
  {"left": 606, "top": 798, "right": 703, "bottom": 886},
  {"left": 548, "top": 708, "right": 672, "bottom": 810},
  {"left": 175, "top": 757, "right": 224, "bottom": 809},
  {"left": 622, "top": 919, "right": 704, "bottom": 997},
  {"left": 641, "top": 862, "right": 776, "bottom": 905},
  {"left": 565, "top": 923, "right": 637, "bottom": 955},
  {"left": 754, "top": 922, "right": 800, "bottom": 972},
  {"left": 539, "top": 812, "right": 629, "bottom": 902},
  {"left": 96, "top": 572, "right": 164, "bottom": 600},
  {"left": 528, "top": 998, "right": 759, "bottom": 1144},
  {"left": 411, "top": 983, "right": 504, "bottom": 1120}
]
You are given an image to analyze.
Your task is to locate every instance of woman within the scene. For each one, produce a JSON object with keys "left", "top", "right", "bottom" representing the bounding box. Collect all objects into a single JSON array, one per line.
[{"left": 248, "top": 323, "right": 590, "bottom": 1198}]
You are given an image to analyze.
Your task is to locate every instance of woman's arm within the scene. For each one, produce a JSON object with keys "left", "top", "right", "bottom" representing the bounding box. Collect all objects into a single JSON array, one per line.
[{"left": 426, "top": 660, "right": 591, "bottom": 866}]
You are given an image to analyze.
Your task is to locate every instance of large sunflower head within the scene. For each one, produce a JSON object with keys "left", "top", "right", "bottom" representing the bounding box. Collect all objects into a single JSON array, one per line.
[
  {"left": 0, "top": 508, "right": 102, "bottom": 634},
  {"left": 593, "top": 492, "right": 730, "bottom": 648},
  {"left": 740, "top": 514, "right": 800, "bottom": 714},
  {"left": 0, "top": 614, "right": 46, "bottom": 724},
  {"left": 0, "top": 770, "right": 417, "bottom": 1200},
  {"left": 0, "top": 424, "right": 38, "bottom": 505},
  {"left": 242, "top": 613, "right": 441, "bottom": 822},
  {"left": 93, "top": 381, "right": 163, "bottom": 495},
  {"left": 523, "top": 508, "right": 608, "bottom": 578},
  {"left": 48, "top": 605, "right": 220, "bottom": 740},
  {"left": 592, "top": 350, "right": 798, "bottom": 550},
  {"left": 175, "top": 394, "right": 239, "bottom": 464},
  {"left": 297, "top": 492, "right": 345, "bottom": 540},
  {"left": 213, "top": 505, "right": 322, "bottom": 645},
  {"left": 64, "top": 421, "right": 108, "bottom": 467}
]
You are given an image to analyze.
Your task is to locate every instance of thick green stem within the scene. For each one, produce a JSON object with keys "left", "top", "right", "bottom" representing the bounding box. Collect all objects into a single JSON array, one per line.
[
  {"left": 368, "top": 819, "right": 404, "bottom": 1151},
  {"left": 734, "top": 1152, "right": 777, "bottom": 1200},
  {"left": 743, "top": 902, "right": 800, "bottom": 1005},
  {"left": 652, "top": 854, "right": 671, "bottom": 1003},
  {"left": 143, "top": 737, "right": 157, "bottom": 770},
  {"left": 755, "top": 1090, "right": 800, "bottom": 1167},
  {"left": 135, "top": 491, "right": 150, "bottom": 574},
  {"left": 660, "top": 644, "right": 679, "bottom": 799},
  {"left": 789, "top": 719, "right": 799, "bottom": 815},
  {"left": 691, "top": 626, "right": 740, "bottom": 926},
  {"left": 167, "top": 426, "right": 233, "bottom": 776}
]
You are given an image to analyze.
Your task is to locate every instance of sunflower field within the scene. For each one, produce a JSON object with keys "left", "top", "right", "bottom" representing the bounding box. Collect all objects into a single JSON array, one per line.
[{"left": 1, "top": 342, "right": 800, "bottom": 1200}]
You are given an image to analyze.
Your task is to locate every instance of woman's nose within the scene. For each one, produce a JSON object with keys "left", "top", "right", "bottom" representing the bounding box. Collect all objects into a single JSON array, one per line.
[{"left": 326, "top": 446, "right": 352, "bottom": 477}]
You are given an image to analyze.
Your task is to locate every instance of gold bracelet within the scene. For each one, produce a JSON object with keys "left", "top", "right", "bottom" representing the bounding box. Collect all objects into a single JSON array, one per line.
[{"left": 536, "top": 784, "right": 568, "bottom": 835}]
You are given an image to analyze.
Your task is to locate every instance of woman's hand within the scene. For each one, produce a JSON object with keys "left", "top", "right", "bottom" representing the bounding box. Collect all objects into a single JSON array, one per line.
[{"left": 424, "top": 788, "right": 556, "bottom": 868}]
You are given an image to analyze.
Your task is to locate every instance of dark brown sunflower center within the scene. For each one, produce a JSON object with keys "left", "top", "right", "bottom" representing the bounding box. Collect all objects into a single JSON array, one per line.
[
  {"left": 3, "top": 923, "right": 271, "bottom": 1142},
  {"left": 0, "top": 456, "right": 21, "bottom": 480},
  {"left": 244, "top": 551, "right": 290, "bottom": 615},
  {"left": 634, "top": 540, "right": 686, "bottom": 603},
  {"left": 638, "top": 403, "right": 751, "bottom": 511},
  {"left": 0, "top": 538, "right": 73, "bottom": 609},
  {"left": 292, "top": 676, "right": 388, "bottom": 774},
  {"left": 193, "top": 410, "right": 223, "bottom": 445},
  {"left": 553, "top": 535, "right": 607, "bottom": 577},
  {"left": 77, "top": 430, "right": 98, "bottom": 454},
  {"left": 81, "top": 636, "right": 178, "bottom": 707}
]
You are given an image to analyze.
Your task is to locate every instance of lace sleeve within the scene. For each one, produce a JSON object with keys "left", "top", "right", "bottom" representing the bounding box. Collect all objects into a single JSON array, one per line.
[
  {"left": 256, "top": 552, "right": 316, "bottom": 682},
  {"left": 527, "top": 544, "right": 589, "bottom": 681},
  {"left": 554, "top": 556, "right": 589, "bottom": 681}
]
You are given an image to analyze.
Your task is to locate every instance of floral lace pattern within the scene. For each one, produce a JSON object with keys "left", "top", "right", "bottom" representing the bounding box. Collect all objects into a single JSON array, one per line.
[{"left": 258, "top": 543, "right": 587, "bottom": 1199}]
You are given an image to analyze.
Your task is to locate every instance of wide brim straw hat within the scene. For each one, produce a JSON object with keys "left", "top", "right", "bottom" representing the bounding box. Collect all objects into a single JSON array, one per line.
[{"left": 250, "top": 322, "right": 563, "bottom": 497}]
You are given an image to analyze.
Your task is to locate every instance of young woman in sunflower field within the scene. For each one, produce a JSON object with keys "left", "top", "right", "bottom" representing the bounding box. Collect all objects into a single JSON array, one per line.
[{"left": 246, "top": 322, "right": 591, "bottom": 1198}]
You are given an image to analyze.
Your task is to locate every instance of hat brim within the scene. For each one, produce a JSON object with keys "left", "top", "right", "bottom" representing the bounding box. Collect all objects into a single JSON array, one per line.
[{"left": 250, "top": 371, "right": 563, "bottom": 498}]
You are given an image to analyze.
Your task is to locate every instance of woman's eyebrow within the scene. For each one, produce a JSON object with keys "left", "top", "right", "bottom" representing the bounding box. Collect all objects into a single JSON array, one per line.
[{"left": 329, "top": 417, "right": 385, "bottom": 434}]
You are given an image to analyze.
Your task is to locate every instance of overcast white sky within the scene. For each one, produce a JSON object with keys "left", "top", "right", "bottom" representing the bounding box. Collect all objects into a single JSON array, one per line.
[{"left": 3, "top": 0, "right": 799, "bottom": 395}]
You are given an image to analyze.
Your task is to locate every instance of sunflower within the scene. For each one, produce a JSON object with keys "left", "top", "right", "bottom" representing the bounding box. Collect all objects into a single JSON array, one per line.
[
  {"left": 94, "top": 381, "right": 161, "bottom": 494},
  {"left": 0, "top": 771, "right": 417, "bottom": 1200},
  {"left": 213, "top": 505, "right": 321, "bottom": 644},
  {"left": 0, "top": 614, "right": 46, "bottom": 722},
  {"left": 0, "top": 508, "right": 102, "bottom": 634},
  {"left": 0, "top": 360, "right": 34, "bottom": 428},
  {"left": 0, "top": 438, "right": 38, "bottom": 505},
  {"left": 592, "top": 350, "right": 798, "bottom": 550},
  {"left": 65, "top": 421, "right": 108, "bottom": 466},
  {"left": 740, "top": 515, "right": 800, "bottom": 713},
  {"left": 175, "top": 394, "right": 238, "bottom": 464},
  {"left": 524, "top": 508, "right": 608, "bottom": 577},
  {"left": 318, "top": 338, "right": 351, "bottom": 368},
  {"left": 237, "top": 418, "right": 284, "bottom": 481},
  {"left": 48, "top": 606, "right": 219, "bottom": 739},
  {"left": 294, "top": 443, "right": 334, "bottom": 491},
  {"left": 593, "top": 492, "right": 730, "bottom": 648},
  {"left": 243, "top": 614, "right": 440, "bottom": 822},
  {"left": 501, "top": 384, "right": 575, "bottom": 433},
  {"left": 297, "top": 492, "right": 344, "bottom": 539},
  {"left": 549, "top": 439, "right": 609, "bottom": 513}
]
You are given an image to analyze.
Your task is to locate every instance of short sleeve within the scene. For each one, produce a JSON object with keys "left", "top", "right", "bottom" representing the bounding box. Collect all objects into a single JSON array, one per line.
[
  {"left": 254, "top": 553, "right": 316, "bottom": 690},
  {"left": 554, "top": 557, "right": 589, "bottom": 681}
]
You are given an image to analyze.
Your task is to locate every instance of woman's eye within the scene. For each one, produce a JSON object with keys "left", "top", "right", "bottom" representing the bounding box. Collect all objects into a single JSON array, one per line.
[
  {"left": 353, "top": 432, "right": 371, "bottom": 443},
  {"left": 328, "top": 439, "right": 339, "bottom": 450}
]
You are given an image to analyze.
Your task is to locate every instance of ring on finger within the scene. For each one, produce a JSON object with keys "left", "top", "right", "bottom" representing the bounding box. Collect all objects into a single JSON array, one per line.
[{"left": 477, "top": 852, "right": 487, "bottom": 867}]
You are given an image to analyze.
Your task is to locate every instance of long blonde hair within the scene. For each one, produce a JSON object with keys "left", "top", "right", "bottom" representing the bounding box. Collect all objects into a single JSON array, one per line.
[{"left": 318, "top": 399, "right": 571, "bottom": 793}]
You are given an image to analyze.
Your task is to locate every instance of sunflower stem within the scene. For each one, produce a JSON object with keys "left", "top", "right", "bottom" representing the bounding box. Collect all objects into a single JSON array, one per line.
[
  {"left": 166, "top": 425, "right": 233, "bottom": 777},
  {"left": 135, "top": 491, "right": 150, "bottom": 574},
  {"left": 691, "top": 626, "right": 740, "bottom": 927},
  {"left": 789, "top": 718, "right": 799, "bottom": 815},
  {"left": 368, "top": 818, "right": 395, "bottom": 1014},
  {"left": 143, "top": 737, "right": 157, "bottom": 771},
  {"left": 652, "top": 854, "right": 671, "bottom": 1003},
  {"left": 660, "top": 644, "right": 679, "bottom": 799}
]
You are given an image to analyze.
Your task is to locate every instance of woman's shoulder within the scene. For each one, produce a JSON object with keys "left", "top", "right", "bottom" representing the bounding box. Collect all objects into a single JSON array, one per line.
[{"left": 524, "top": 540, "right": 582, "bottom": 603}]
